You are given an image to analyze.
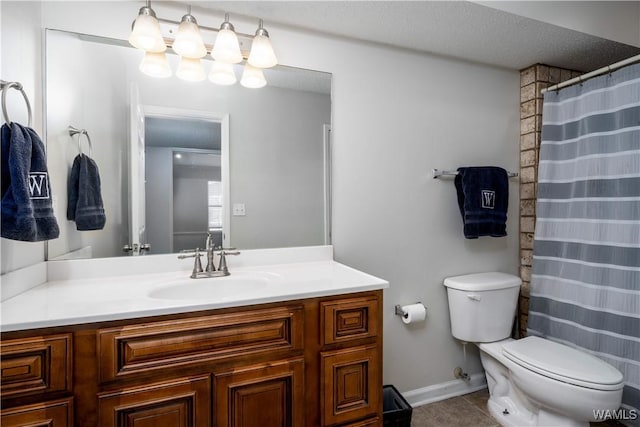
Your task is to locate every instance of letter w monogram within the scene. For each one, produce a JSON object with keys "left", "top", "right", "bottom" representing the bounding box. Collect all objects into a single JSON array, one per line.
[
  {"left": 29, "top": 173, "right": 50, "bottom": 199},
  {"left": 481, "top": 190, "right": 495, "bottom": 209}
]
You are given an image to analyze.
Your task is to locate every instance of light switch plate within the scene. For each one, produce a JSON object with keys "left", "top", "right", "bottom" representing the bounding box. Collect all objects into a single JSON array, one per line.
[{"left": 232, "top": 203, "right": 246, "bottom": 216}]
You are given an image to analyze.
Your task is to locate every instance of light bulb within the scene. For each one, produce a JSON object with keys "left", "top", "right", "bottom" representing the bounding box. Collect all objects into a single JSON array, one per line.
[
  {"left": 128, "top": 7, "right": 166, "bottom": 53},
  {"left": 248, "top": 21, "right": 277, "bottom": 68},
  {"left": 139, "top": 51, "right": 171, "bottom": 78},
  {"left": 240, "top": 64, "right": 266, "bottom": 89},
  {"left": 172, "top": 14, "right": 207, "bottom": 58},
  {"left": 208, "top": 61, "right": 237, "bottom": 85},
  {"left": 211, "top": 15, "right": 243, "bottom": 64},
  {"left": 176, "top": 57, "right": 206, "bottom": 82}
]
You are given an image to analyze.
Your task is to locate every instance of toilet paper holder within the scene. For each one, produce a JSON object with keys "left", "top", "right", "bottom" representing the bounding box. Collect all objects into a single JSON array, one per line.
[{"left": 395, "top": 302, "right": 425, "bottom": 318}]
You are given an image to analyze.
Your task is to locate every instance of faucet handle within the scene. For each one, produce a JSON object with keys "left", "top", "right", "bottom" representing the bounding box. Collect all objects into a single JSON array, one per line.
[
  {"left": 217, "top": 249, "right": 240, "bottom": 274},
  {"left": 178, "top": 248, "right": 204, "bottom": 278}
]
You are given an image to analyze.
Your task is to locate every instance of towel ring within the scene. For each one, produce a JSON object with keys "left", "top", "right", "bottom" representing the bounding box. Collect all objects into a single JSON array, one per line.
[
  {"left": 68, "top": 126, "right": 93, "bottom": 157},
  {"left": 1, "top": 80, "right": 33, "bottom": 127}
]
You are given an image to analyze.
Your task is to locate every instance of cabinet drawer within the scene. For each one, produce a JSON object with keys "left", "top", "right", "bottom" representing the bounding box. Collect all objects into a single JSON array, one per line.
[
  {"left": 98, "top": 305, "right": 303, "bottom": 382},
  {"left": 321, "top": 345, "right": 381, "bottom": 426},
  {"left": 0, "top": 333, "right": 72, "bottom": 400},
  {"left": 98, "top": 374, "right": 210, "bottom": 427},
  {"left": 321, "top": 296, "right": 379, "bottom": 345},
  {"left": 1, "top": 397, "right": 73, "bottom": 426}
]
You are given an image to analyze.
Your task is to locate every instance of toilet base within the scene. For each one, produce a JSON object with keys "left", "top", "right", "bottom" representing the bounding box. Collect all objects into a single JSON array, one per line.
[
  {"left": 486, "top": 394, "right": 534, "bottom": 427},
  {"left": 487, "top": 395, "right": 588, "bottom": 427},
  {"left": 479, "top": 340, "right": 607, "bottom": 427}
]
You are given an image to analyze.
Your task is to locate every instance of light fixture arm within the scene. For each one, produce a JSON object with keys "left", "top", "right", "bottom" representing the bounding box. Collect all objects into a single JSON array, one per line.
[
  {"left": 219, "top": 13, "right": 236, "bottom": 32},
  {"left": 180, "top": 5, "right": 197, "bottom": 24},
  {"left": 138, "top": 2, "right": 156, "bottom": 18},
  {"left": 255, "top": 19, "right": 269, "bottom": 37}
]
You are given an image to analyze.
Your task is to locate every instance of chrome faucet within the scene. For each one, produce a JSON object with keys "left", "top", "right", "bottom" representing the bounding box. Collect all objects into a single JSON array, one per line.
[{"left": 178, "top": 233, "right": 240, "bottom": 279}]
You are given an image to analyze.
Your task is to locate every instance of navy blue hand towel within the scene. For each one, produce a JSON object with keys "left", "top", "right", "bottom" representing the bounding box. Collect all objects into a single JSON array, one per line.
[
  {"left": 454, "top": 166, "right": 508, "bottom": 239},
  {"left": 1, "top": 123, "right": 59, "bottom": 241},
  {"left": 67, "top": 154, "right": 106, "bottom": 231}
]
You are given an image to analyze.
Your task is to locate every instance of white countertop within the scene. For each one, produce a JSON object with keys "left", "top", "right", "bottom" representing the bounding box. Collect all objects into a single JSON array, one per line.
[{"left": 1, "top": 255, "right": 388, "bottom": 332}]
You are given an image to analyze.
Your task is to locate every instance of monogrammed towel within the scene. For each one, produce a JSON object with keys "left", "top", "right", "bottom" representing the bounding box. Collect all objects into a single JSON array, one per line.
[
  {"left": 1, "top": 122, "right": 59, "bottom": 241},
  {"left": 454, "top": 166, "right": 508, "bottom": 239}
]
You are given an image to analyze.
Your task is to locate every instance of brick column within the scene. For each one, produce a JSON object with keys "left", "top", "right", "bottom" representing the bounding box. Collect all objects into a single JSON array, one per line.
[{"left": 518, "top": 64, "right": 581, "bottom": 337}]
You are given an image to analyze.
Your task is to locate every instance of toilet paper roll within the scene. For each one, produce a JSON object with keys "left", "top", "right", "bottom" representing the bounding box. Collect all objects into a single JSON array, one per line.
[{"left": 401, "top": 303, "right": 426, "bottom": 324}]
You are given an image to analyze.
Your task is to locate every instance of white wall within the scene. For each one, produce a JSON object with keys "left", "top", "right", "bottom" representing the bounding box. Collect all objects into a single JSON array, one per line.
[
  {"left": 327, "top": 44, "right": 520, "bottom": 391},
  {"left": 8, "top": 1, "right": 521, "bottom": 394},
  {"left": 0, "top": 1, "right": 45, "bottom": 274}
]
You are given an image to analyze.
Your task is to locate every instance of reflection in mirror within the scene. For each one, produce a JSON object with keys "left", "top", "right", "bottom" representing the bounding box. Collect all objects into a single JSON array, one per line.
[
  {"left": 45, "top": 29, "right": 332, "bottom": 260},
  {"left": 144, "top": 116, "right": 225, "bottom": 255}
]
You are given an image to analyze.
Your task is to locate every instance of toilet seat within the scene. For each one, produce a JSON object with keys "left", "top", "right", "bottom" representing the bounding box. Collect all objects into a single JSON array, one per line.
[{"left": 502, "top": 336, "right": 624, "bottom": 391}]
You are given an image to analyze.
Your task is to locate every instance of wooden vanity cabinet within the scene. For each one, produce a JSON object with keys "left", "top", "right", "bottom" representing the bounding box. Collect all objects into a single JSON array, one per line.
[{"left": 1, "top": 290, "right": 383, "bottom": 427}]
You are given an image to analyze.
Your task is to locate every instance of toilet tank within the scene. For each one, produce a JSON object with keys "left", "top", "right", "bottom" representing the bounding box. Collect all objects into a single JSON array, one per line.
[{"left": 444, "top": 272, "right": 521, "bottom": 343}]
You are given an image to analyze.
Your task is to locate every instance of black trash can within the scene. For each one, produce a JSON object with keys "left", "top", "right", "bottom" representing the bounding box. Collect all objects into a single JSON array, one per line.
[{"left": 382, "top": 384, "right": 412, "bottom": 427}]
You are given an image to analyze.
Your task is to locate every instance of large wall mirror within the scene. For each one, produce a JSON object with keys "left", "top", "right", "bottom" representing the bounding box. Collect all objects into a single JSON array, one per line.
[{"left": 45, "top": 29, "right": 332, "bottom": 260}]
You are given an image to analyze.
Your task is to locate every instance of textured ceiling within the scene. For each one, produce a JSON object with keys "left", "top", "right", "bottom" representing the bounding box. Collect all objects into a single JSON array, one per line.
[{"left": 184, "top": 1, "right": 640, "bottom": 72}]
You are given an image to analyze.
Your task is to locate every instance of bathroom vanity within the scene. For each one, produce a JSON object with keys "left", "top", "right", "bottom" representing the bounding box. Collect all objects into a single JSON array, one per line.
[{"left": 0, "top": 248, "right": 388, "bottom": 427}]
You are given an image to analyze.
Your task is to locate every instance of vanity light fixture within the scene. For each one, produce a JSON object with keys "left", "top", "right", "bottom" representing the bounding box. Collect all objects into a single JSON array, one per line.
[
  {"left": 211, "top": 14, "right": 243, "bottom": 64},
  {"left": 176, "top": 56, "right": 206, "bottom": 82},
  {"left": 139, "top": 51, "right": 172, "bottom": 78},
  {"left": 248, "top": 20, "right": 277, "bottom": 68},
  {"left": 240, "top": 64, "right": 267, "bottom": 89},
  {"left": 129, "top": 4, "right": 277, "bottom": 88},
  {"left": 128, "top": 0, "right": 166, "bottom": 53},
  {"left": 208, "top": 61, "right": 237, "bottom": 86},
  {"left": 172, "top": 6, "right": 207, "bottom": 59}
]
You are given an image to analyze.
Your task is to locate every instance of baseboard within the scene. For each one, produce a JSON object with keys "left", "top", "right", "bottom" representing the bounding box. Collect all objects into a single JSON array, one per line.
[{"left": 402, "top": 372, "right": 487, "bottom": 408}]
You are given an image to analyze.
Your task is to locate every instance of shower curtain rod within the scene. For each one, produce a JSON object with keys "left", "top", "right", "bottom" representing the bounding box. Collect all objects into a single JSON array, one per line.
[{"left": 541, "top": 53, "right": 640, "bottom": 94}]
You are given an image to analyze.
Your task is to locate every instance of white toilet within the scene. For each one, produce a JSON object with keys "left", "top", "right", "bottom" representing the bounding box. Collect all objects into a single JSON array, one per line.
[{"left": 443, "top": 272, "right": 624, "bottom": 427}]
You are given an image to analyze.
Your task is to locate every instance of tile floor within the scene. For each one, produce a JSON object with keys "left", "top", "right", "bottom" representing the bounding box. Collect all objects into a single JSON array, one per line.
[{"left": 410, "top": 389, "right": 625, "bottom": 427}]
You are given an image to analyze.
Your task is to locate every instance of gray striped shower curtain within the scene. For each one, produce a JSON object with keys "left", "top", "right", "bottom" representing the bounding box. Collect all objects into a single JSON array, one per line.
[{"left": 528, "top": 62, "right": 640, "bottom": 424}]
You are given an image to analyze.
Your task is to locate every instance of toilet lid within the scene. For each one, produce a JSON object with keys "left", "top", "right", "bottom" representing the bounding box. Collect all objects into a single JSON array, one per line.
[{"left": 502, "top": 337, "right": 624, "bottom": 390}]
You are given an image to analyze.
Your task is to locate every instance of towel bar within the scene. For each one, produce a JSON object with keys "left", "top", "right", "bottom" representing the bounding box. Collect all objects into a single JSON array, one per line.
[
  {"left": 68, "top": 126, "right": 93, "bottom": 157},
  {"left": 1, "top": 80, "right": 32, "bottom": 127},
  {"left": 432, "top": 168, "right": 519, "bottom": 179}
]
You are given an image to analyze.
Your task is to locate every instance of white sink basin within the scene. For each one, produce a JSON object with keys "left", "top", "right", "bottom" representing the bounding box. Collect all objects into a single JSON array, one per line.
[{"left": 148, "top": 272, "right": 278, "bottom": 301}]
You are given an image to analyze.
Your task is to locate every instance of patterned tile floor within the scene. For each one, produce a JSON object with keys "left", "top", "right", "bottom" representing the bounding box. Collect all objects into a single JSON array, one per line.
[
  {"left": 410, "top": 389, "right": 625, "bottom": 427},
  {"left": 410, "top": 389, "right": 498, "bottom": 427}
]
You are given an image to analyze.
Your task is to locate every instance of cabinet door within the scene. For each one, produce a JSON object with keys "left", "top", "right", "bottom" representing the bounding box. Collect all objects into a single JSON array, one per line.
[
  {"left": 214, "top": 358, "right": 304, "bottom": 427},
  {"left": 321, "top": 345, "right": 380, "bottom": 426},
  {"left": 1, "top": 397, "right": 73, "bottom": 427},
  {"left": 98, "top": 374, "right": 211, "bottom": 427}
]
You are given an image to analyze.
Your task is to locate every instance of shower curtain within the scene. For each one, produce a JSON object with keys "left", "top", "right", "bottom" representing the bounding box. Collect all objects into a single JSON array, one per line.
[{"left": 528, "top": 62, "right": 640, "bottom": 424}]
